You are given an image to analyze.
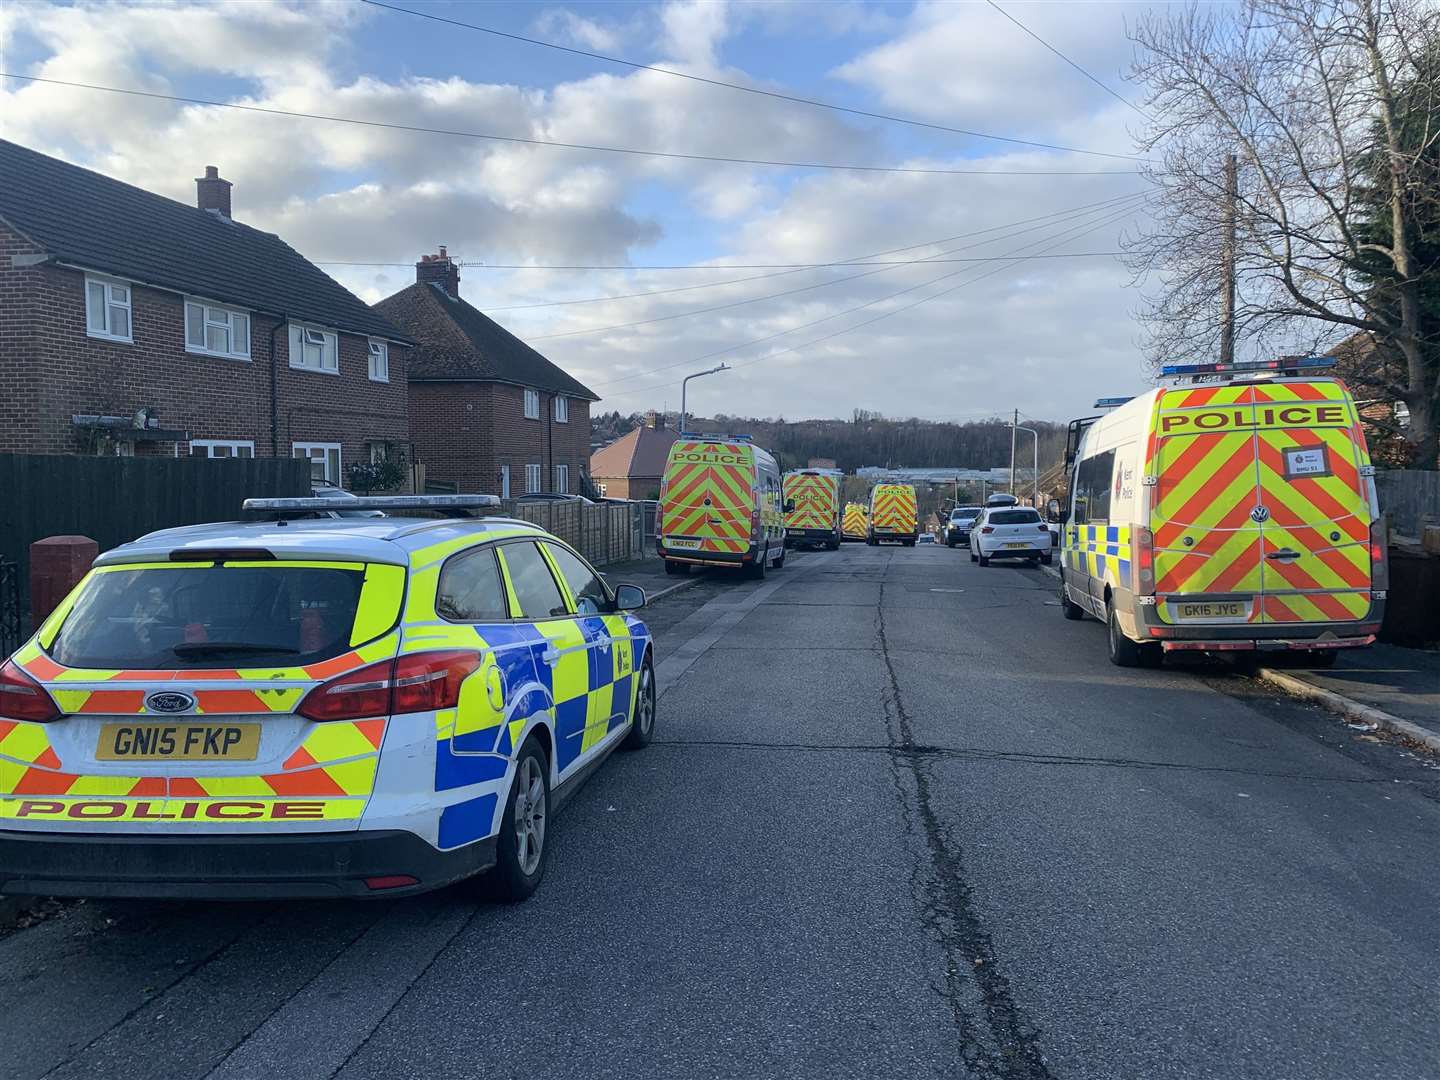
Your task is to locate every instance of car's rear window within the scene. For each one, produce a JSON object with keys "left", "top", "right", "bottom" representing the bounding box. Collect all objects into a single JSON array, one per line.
[
  {"left": 50, "top": 564, "right": 367, "bottom": 669},
  {"left": 989, "top": 510, "right": 1041, "bottom": 524},
  {"left": 952, "top": 508, "right": 981, "bottom": 519}
]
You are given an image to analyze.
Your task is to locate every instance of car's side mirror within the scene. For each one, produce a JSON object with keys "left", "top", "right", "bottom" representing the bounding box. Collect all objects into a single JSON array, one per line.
[
  {"left": 613, "top": 584, "right": 646, "bottom": 611},
  {"left": 1057, "top": 507, "right": 1069, "bottom": 525},
  {"left": 783, "top": 499, "right": 796, "bottom": 513}
]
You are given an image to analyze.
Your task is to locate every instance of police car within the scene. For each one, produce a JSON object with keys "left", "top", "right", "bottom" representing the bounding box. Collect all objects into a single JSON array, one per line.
[{"left": 0, "top": 496, "right": 655, "bottom": 901}]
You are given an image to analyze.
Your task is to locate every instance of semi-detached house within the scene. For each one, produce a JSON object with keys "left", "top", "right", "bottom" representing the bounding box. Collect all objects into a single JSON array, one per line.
[
  {"left": 375, "top": 252, "right": 599, "bottom": 498},
  {"left": 0, "top": 139, "right": 411, "bottom": 485}
]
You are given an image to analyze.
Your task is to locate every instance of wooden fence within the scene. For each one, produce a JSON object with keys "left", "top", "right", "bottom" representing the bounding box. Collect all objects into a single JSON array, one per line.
[
  {"left": 494, "top": 501, "right": 642, "bottom": 566},
  {"left": 0, "top": 454, "right": 310, "bottom": 620},
  {"left": 1376, "top": 469, "right": 1440, "bottom": 538}
]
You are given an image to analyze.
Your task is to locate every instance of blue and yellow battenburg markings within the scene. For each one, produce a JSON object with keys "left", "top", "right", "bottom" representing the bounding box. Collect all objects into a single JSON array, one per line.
[{"left": 1065, "top": 524, "right": 1132, "bottom": 584}]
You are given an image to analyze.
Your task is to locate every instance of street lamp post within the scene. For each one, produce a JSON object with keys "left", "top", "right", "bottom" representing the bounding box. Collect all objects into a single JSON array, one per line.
[
  {"left": 1013, "top": 424, "right": 1040, "bottom": 507},
  {"left": 679, "top": 363, "right": 730, "bottom": 433}
]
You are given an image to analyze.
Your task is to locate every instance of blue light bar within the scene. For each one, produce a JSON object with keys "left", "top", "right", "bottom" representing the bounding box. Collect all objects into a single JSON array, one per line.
[
  {"left": 1161, "top": 356, "right": 1337, "bottom": 376},
  {"left": 1093, "top": 396, "right": 1134, "bottom": 408}
]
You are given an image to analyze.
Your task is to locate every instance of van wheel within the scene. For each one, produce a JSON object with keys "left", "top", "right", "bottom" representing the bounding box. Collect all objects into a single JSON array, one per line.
[
  {"left": 1060, "top": 576, "right": 1085, "bottom": 620},
  {"left": 771, "top": 547, "right": 786, "bottom": 569},
  {"left": 480, "top": 736, "right": 550, "bottom": 902},
  {"left": 1106, "top": 599, "right": 1143, "bottom": 668},
  {"left": 1300, "top": 650, "right": 1338, "bottom": 668},
  {"left": 745, "top": 554, "right": 766, "bottom": 580},
  {"left": 663, "top": 560, "right": 687, "bottom": 576},
  {"left": 622, "top": 655, "right": 656, "bottom": 750}
]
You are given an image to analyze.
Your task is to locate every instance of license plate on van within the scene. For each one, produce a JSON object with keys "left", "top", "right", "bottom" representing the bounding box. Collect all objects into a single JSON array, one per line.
[
  {"left": 1173, "top": 600, "right": 1249, "bottom": 621},
  {"left": 667, "top": 538, "right": 703, "bottom": 550},
  {"left": 97, "top": 722, "right": 261, "bottom": 762}
]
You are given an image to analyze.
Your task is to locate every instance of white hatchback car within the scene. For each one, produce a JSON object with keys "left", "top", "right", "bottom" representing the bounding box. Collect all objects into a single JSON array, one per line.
[{"left": 970, "top": 506, "right": 1053, "bottom": 567}]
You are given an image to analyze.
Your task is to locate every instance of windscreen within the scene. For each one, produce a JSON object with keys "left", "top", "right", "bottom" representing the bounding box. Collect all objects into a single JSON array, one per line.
[
  {"left": 953, "top": 508, "right": 981, "bottom": 519},
  {"left": 989, "top": 510, "right": 1040, "bottom": 524},
  {"left": 50, "top": 564, "right": 367, "bottom": 669}
]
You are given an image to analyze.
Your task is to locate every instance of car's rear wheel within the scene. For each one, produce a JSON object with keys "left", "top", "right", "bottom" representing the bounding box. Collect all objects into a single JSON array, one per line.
[
  {"left": 622, "top": 654, "right": 656, "bottom": 750},
  {"left": 1106, "top": 599, "right": 1143, "bottom": 668},
  {"left": 978, "top": 551, "right": 990, "bottom": 566},
  {"left": 1041, "top": 551, "right": 1053, "bottom": 565},
  {"left": 482, "top": 737, "right": 550, "bottom": 902},
  {"left": 970, "top": 547, "right": 978, "bottom": 562}
]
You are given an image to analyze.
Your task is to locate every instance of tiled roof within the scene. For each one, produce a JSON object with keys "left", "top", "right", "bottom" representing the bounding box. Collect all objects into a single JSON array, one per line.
[
  {"left": 0, "top": 139, "right": 406, "bottom": 342},
  {"left": 374, "top": 282, "right": 598, "bottom": 401},
  {"left": 590, "top": 422, "right": 678, "bottom": 478}
]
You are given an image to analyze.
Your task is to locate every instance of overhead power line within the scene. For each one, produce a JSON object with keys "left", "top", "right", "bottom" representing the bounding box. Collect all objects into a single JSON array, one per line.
[
  {"left": 589, "top": 199, "right": 1140, "bottom": 394},
  {"left": 0, "top": 73, "right": 1139, "bottom": 177},
  {"left": 985, "top": 1, "right": 1151, "bottom": 120},
  {"left": 361, "top": 0, "right": 1146, "bottom": 162}
]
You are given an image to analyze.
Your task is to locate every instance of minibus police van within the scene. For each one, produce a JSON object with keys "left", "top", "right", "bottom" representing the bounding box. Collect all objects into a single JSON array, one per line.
[
  {"left": 1058, "top": 358, "right": 1385, "bottom": 667},
  {"left": 657, "top": 435, "right": 787, "bottom": 579}
]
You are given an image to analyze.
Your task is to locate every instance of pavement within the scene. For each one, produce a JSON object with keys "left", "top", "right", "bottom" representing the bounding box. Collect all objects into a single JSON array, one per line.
[
  {"left": 1272, "top": 644, "right": 1440, "bottom": 738},
  {"left": 3, "top": 544, "right": 1440, "bottom": 1079}
]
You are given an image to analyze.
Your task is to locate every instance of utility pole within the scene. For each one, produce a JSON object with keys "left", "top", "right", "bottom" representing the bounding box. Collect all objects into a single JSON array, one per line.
[
  {"left": 1220, "top": 153, "right": 1237, "bottom": 365},
  {"left": 1009, "top": 408, "right": 1018, "bottom": 494}
]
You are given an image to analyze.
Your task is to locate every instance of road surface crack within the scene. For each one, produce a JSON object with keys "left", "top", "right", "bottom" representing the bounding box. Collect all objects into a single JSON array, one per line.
[{"left": 877, "top": 573, "right": 1053, "bottom": 1080}]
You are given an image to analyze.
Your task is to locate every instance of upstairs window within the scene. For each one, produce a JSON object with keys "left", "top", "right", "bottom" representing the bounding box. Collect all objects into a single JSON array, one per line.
[
  {"left": 368, "top": 339, "right": 389, "bottom": 382},
  {"left": 85, "top": 276, "right": 132, "bottom": 342},
  {"left": 523, "top": 389, "right": 540, "bottom": 420},
  {"left": 554, "top": 396, "right": 569, "bottom": 423},
  {"left": 289, "top": 324, "right": 339, "bottom": 373},
  {"left": 185, "top": 301, "right": 250, "bottom": 360}
]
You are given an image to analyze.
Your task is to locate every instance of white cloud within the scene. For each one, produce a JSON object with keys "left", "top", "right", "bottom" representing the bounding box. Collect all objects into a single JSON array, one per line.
[{"left": 532, "top": 9, "right": 625, "bottom": 53}]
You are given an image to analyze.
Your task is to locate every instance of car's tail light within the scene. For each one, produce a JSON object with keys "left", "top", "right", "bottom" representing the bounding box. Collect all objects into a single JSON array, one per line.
[
  {"left": 1369, "top": 519, "right": 1388, "bottom": 590},
  {"left": 1133, "top": 527, "right": 1155, "bottom": 595},
  {"left": 981, "top": 526, "right": 994, "bottom": 534},
  {"left": 0, "top": 659, "right": 61, "bottom": 723},
  {"left": 1037, "top": 525, "right": 1050, "bottom": 533},
  {"left": 297, "top": 650, "right": 482, "bottom": 722}
]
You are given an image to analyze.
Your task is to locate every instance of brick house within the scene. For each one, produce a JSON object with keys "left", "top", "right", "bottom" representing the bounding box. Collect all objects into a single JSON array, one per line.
[
  {"left": 375, "top": 252, "right": 599, "bottom": 497},
  {"left": 0, "top": 139, "right": 411, "bottom": 485},
  {"left": 589, "top": 411, "right": 679, "bottom": 500}
]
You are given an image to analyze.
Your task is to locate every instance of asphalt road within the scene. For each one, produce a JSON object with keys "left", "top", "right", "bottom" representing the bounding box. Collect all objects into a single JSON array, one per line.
[{"left": 3, "top": 543, "right": 1438, "bottom": 1080}]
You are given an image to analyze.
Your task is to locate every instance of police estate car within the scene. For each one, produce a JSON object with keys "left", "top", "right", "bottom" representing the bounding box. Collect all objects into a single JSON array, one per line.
[{"left": 0, "top": 496, "right": 655, "bottom": 901}]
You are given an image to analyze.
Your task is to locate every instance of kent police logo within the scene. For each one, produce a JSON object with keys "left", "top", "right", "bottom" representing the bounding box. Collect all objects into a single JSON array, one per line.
[{"left": 145, "top": 691, "right": 195, "bottom": 714}]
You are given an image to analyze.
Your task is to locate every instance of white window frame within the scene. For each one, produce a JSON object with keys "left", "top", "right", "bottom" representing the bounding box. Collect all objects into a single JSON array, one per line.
[
  {"left": 85, "top": 275, "right": 132, "bottom": 343},
  {"left": 288, "top": 323, "right": 340, "bottom": 375},
  {"left": 554, "top": 463, "right": 569, "bottom": 494},
  {"left": 523, "top": 389, "right": 540, "bottom": 420},
  {"left": 190, "top": 439, "right": 255, "bottom": 459},
  {"left": 499, "top": 465, "right": 511, "bottom": 500},
  {"left": 368, "top": 338, "right": 389, "bottom": 382},
  {"left": 553, "top": 396, "right": 569, "bottom": 423},
  {"left": 185, "top": 299, "right": 251, "bottom": 361},
  {"left": 525, "top": 463, "right": 542, "bottom": 494},
  {"left": 293, "top": 441, "right": 343, "bottom": 484}
]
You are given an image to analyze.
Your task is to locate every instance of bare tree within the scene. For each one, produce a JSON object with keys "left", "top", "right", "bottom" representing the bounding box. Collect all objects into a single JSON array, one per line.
[{"left": 1127, "top": 0, "right": 1440, "bottom": 466}]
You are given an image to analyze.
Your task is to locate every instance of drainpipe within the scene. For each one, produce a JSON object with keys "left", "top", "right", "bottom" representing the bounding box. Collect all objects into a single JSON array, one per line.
[
  {"left": 268, "top": 317, "right": 287, "bottom": 457},
  {"left": 546, "top": 394, "right": 554, "bottom": 492}
]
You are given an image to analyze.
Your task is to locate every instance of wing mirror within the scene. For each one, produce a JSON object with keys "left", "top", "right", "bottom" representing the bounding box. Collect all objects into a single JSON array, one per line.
[
  {"left": 613, "top": 584, "right": 647, "bottom": 611},
  {"left": 783, "top": 499, "right": 796, "bottom": 513}
]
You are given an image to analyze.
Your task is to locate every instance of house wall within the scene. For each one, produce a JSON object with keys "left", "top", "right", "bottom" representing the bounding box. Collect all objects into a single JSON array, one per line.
[
  {"left": 410, "top": 380, "right": 593, "bottom": 496},
  {"left": 593, "top": 475, "right": 663, "bottom": 501},
  {"left": 0, "top": 224, "right": 408, "bottom": 485}
]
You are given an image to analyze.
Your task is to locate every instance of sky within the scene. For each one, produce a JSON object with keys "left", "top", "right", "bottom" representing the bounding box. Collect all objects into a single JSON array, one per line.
[{"left": 0, "top": 0, "right": 1164, "bottom": 425}]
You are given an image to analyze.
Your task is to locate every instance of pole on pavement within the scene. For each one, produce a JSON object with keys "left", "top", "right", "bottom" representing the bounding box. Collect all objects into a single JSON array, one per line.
[
  {"left": 679, "top": 363, "right": 730, "bottom": 433},
  {"left": 1014, "top": 424, "right": 1040, "bottom": 507},
  {"left": 1009, "top": 409, "right": 1018, "bottom": 495}
]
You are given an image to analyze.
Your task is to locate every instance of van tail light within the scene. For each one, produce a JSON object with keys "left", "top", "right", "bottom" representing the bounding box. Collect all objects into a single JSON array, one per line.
[
  {"left": 751, "top": 507, "right": 762, "bottom": 539},
  {"left": 297, "top": 650, "right": 483, "bottom": 722},
  {"left": 0, "top": 660, "right": 61, "bottom": 723},
  {"left": 1134, "top": 527, "right": 1156, "bottom": 595},
  {"left": 1369, "top": 520, "right": 1388, "bottom": 590},
  {"left": 981, "top": 526, "right": 995, "bottom": 534}
]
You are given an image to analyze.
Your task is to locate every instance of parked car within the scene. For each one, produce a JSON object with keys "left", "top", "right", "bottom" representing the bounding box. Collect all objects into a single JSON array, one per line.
[
  {"left": 0, "top": 495, "right": 656, "bottom": 902},
  {"left": 515, "top": 493, "right": 596, "bottom": 505},
  {"left": 970, "top": 506, "right": 1053, "bottom": 567},
  {"left": 945, "top": 506, "right": 983, "bottom": 547},
  {"left": 917, "top": 533, "right": 937, "bottom": 545},
  {"left": 311, "top": 485, "right": 386, "bottom": 518}
]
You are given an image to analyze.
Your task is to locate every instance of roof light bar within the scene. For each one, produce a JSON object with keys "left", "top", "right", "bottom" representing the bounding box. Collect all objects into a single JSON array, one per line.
[
  {"left": 1093, "top": 396, "right": 1134, "bottom": 408},
  {"left": 241, "top": 495, "right": 501, "bottom": 513},
  {"left": 1160, "top": 356, "right": 1337, "bottom": 377}
]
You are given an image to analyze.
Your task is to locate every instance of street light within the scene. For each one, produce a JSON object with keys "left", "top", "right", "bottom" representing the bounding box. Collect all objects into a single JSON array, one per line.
[
  {"left": 1013, "top": 423, "right": 1040, "bottom": 507},
  {"left": 679, "top": 363, "right": 729, "bottom": 433}
]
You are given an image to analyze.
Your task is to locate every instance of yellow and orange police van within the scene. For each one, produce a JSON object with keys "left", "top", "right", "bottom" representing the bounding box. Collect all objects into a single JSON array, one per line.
[
  {"left": 783, "top": 469, "right": 844, "bottom": 551},
  {"left": 0, "top": 496, "right": 656, "bottom": 900},
  {"left": 842, "top": 502, "right": 869, "bottom": 542},
  {"left": 657, "top": 435, "right": 786, "bottom": 579},
  {"left": 867, "top": 483, "right": 920, "bottom": 546},
  {"left": 1059, "top": 358, "right": 1386, "bottom": 667}
]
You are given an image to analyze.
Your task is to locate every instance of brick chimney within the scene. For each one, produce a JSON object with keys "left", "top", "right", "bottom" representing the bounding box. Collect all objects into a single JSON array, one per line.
[
  {"left": 195, "top": 165, "right": 232, "bottom": 218},
  {"left": 417, "top": 246, "right": 460, "bottom": 297}
]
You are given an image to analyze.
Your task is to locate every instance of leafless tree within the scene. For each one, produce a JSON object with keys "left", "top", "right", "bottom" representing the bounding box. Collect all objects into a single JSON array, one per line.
[{"left": 1127, "top": 0, "right": 1440, "bottom": 466}]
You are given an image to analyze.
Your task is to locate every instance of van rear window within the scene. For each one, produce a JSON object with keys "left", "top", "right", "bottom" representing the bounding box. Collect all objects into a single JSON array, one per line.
[
  {"left": 989, "top": 510, "right": 1041, "bottom": 524},
  {"left": 50, "top": 564, "right": 366, "bottom": 669}
]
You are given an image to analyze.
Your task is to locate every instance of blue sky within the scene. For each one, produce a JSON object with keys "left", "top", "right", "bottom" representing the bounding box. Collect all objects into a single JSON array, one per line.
[{"left": 0, "top": 0, "right": 1160, "bottom": 422}]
